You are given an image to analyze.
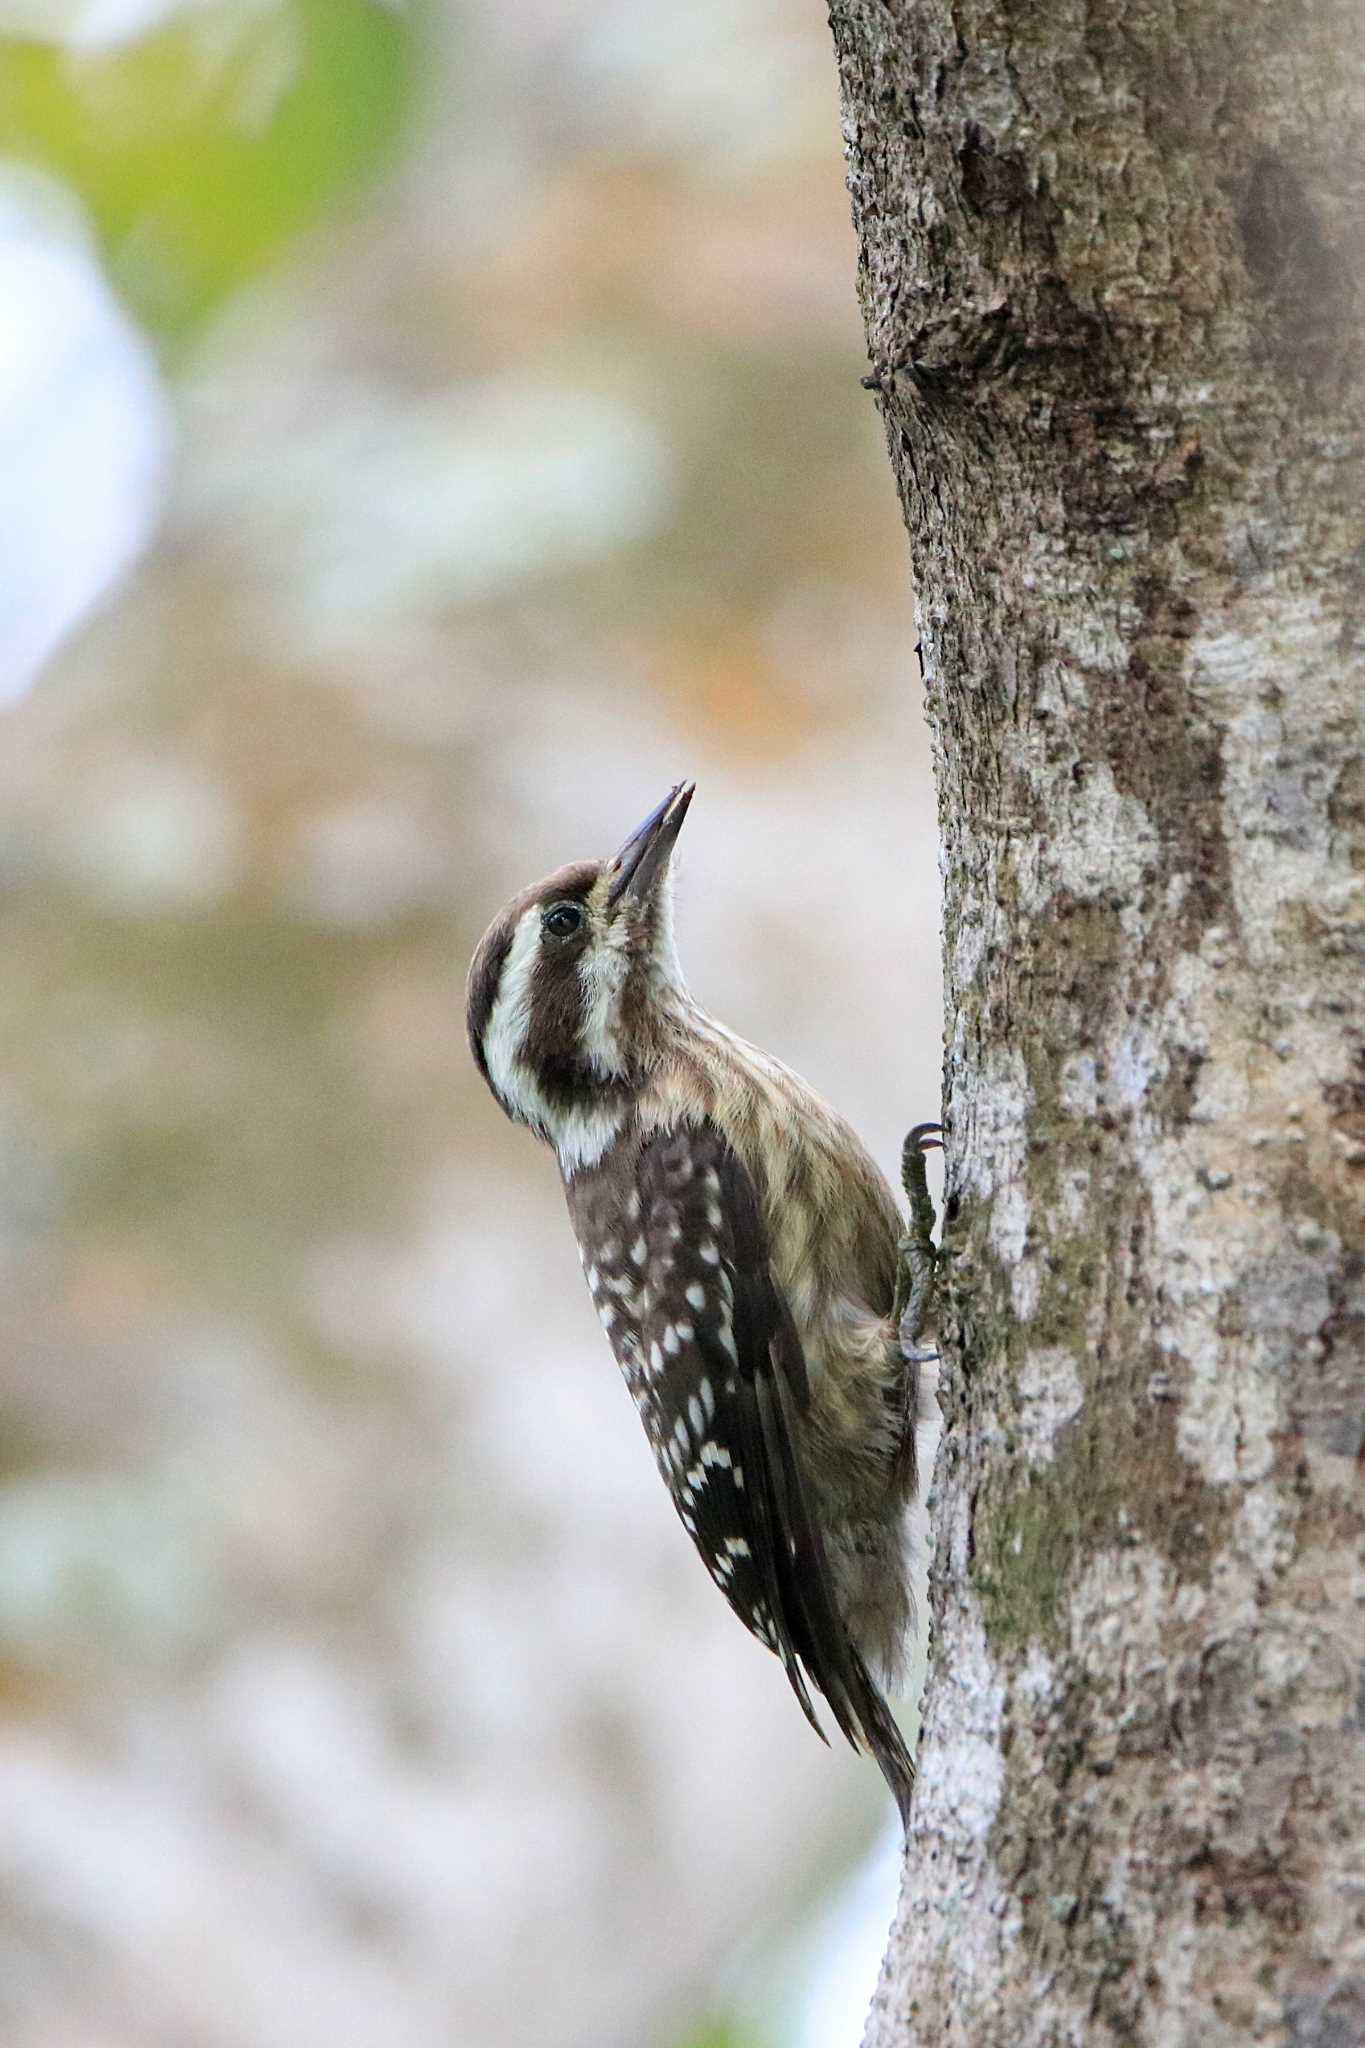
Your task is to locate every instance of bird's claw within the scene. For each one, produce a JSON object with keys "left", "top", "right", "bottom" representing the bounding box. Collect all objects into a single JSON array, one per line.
[
  {"left": 894, "top": 1120, "right": 942, "bottom": 1361},
  {"left": 903, "top": 1121, "right": 943, "bottom": 1163}
]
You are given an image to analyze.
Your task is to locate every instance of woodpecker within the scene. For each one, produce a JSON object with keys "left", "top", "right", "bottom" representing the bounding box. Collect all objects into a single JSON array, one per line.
[{"left": 466, "top": 783, "right": 935, "bottom": 1824}]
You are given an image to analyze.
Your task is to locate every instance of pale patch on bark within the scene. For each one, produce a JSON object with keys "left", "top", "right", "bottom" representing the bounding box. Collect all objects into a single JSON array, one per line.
[
  {"left": 1035, "top": 760, "right": 1160, "bottom": 918},
  {"left": 950, "top": 909, "right": 987, "bottom": 989},
  {"left": 867, "top": 1572, "right": 1016, "bottom": 2046},
  {"left": 1013, "top": 1641, "right": 1057, "bottom": 1708},
  {"left": 1233, "top": 1481, "right": 1294, "bottom": 1579},
  {"left": 915, "top": 1674, "right": 1003, "bottom": 1850},
  {"left": 961, "top": 1056, "right": 1031, "bottom": 1200},
  {"left": 963, "top": 1046, "right": 1035, "bottom": 1321},
  {"left": 1145, "top": 1150, "right": 1285, "bottom": 1486},
  {"left": 1015, "top": 1349, "right": 1084, "bottom": 1467},
  {"left": 1057, "top": 1053, "right": 1098, "bottom": 1120}
]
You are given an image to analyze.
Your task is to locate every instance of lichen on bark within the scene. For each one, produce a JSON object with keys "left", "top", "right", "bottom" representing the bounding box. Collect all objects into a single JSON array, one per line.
[{"left": 827, "top": 0, "right": 1365, "bottom": 2039}]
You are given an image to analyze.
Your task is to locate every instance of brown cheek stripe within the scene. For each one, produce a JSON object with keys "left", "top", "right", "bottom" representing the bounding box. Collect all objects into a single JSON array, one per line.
[
  {"left": 529, "top": 942, "right": 587, "bottom": 1072},
  {"left": 527, "top": 924, "right": 639, "bottom": 1114}
]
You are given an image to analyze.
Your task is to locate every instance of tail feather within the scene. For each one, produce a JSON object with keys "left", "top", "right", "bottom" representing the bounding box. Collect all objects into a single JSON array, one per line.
[{"left": 760, "top": 1367, "right": 916, "bottom": 1832}]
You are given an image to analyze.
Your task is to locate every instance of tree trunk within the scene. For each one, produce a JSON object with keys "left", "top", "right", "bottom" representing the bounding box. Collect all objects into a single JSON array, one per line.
[{"left": 827, "top": 1, "right": 1365, "bottom": 2039}]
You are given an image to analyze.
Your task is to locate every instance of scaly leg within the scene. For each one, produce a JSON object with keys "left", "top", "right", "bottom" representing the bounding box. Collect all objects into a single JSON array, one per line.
[{"left": 894, "top": 1122, "right": 942, "bottom": 1364}]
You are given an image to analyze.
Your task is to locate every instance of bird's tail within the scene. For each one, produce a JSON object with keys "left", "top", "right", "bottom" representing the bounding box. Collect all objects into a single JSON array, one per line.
[{"left": 847, "top": 1653, "right": 916, "bottom": 1832}]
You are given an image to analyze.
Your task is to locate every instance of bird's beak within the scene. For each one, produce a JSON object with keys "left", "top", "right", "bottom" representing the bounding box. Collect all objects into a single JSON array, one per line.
[{"left": 606, "top": 781, "right": 695, "bottom": 907}]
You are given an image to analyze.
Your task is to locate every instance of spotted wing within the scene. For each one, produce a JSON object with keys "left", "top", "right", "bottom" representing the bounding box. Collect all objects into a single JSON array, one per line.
[{"left": 573, "top": 1119, "right": 914, "bottom": 1823}]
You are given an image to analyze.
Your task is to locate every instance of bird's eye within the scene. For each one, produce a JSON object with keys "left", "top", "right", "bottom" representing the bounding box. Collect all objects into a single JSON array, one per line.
[{"left": 542, "top": 901, "right": 583, "bottom": 939}]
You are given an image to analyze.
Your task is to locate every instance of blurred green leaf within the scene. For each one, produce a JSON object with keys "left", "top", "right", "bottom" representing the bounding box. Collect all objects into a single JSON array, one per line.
[
  {"left": 676, "top": 2019, "right": 771, "bottom": 2048},
  {"left": 0, "top": 0, "right": 414, "bottom": 340}
]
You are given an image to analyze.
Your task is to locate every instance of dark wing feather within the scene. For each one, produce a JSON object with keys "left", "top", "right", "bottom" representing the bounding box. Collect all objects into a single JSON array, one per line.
[{"left": 627, "top": 1121, "right": 915, "bottom": 1826}]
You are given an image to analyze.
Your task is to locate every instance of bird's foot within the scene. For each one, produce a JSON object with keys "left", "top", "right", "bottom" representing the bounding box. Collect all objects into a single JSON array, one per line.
[{"left": 894, "top": 1122, "right": 942, "bottom": 1363}]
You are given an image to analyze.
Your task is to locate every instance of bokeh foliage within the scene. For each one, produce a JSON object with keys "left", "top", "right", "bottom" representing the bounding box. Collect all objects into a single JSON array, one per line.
[{"left": 0, "top": 0, "right": 413, "bottom": 340}]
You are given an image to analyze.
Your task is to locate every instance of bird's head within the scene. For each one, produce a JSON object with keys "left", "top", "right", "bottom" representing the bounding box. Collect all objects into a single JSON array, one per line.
[{"left": 466, "top": 782, "right": 695, "bottom": 1167}]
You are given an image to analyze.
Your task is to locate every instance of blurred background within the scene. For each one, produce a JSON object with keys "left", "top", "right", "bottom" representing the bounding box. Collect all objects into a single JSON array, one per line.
[{"left": 0, "top": 3, "right": 941, "bottom": 2044}]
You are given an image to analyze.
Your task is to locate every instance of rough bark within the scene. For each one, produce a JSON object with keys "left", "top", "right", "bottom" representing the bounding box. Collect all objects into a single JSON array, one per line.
[{"left": 827, "top": 1, "right": 1365, "bottom": 2040}]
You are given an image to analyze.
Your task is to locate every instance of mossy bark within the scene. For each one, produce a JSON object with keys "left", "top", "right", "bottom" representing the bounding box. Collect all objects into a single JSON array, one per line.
[{"left": 827, "top": 1, "right": 1365, "bottom": 2039}]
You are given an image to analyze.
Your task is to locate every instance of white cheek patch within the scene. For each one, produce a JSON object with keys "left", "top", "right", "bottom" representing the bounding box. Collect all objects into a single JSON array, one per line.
[
  {"left": 483, "top": 909, "right": 546, "bottom": 1124},
  {"left": 482, "top": 903, "right": 625, "bottom": 1175}
]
